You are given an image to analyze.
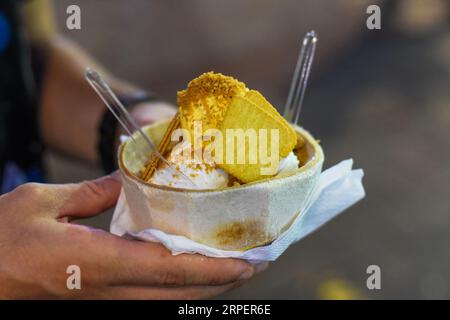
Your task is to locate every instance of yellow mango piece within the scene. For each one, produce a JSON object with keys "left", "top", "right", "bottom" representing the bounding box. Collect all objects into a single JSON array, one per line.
[
  {"left": 217, "top": 95, "right": 297, "bottom": 183},
  {"left": 178, "top": 72, "right": 247, "bottom": 138},
  {"left": 245, "top": 90, "right": 297, "bottom": 146}
]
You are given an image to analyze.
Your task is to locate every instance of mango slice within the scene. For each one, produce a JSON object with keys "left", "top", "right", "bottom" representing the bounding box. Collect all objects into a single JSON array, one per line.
[
  {"left": 177, "top": 72, "right": 298, "bottom": 183},
  {"left": 245, "top": 90, "right": 297, "bottom": 145},
  {"left": 217, "top": 95, "right": 297, "bottom": 183}
]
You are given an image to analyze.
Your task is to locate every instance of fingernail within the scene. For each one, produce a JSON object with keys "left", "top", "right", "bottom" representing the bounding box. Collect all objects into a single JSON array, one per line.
[
  {"left": 255, "top": 262, "right": 269, "bottom": 274},
  {"left": 239, "top": 269, "right": 254, "bottom": 280}
]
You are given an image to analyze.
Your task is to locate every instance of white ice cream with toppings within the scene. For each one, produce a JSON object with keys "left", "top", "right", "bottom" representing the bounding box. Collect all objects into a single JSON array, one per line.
[
  {"left": 149, "top": 141, "right": 230, "bottom": 190},
  {"left": 149, "top": 141, "right": 300, "bottom": 190}
]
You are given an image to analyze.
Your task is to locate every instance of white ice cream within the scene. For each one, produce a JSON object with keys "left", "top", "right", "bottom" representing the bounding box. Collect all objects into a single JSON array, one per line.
[
  {"left": 150, "top": 142, "right": 299, "bottom": 190},
  {"left": 150, "top": 142, "right": 230, "bottom": 190},
  {"left": 277, "top": 151, "right": 300, "bottom": 175}
]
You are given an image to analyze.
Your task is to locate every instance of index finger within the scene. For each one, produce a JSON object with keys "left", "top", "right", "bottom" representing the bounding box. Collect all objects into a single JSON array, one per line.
[{"left": 68, "top": 224, "right": 255, "bottom": 287}]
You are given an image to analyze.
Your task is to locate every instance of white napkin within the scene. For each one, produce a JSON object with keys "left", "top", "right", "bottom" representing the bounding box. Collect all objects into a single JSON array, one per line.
[{"left": 111, "top": 159, "right": 364, "bottom": 263}]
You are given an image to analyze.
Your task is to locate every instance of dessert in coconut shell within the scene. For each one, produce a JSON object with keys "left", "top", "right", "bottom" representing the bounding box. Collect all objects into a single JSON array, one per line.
[{"left": 119, "top": 72, "right": 324, "bottom": 250}]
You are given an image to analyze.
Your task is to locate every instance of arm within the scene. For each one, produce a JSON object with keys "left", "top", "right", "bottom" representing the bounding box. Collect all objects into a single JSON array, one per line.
[{"left": 24, "top": 0, "right": 175, "bottom": 164}]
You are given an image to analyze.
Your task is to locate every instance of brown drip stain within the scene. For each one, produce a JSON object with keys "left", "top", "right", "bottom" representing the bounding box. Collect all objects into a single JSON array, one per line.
[
  {"left": 146, "top": 193, "right": 175, "bottom": 213},
  {"left": 212, "top": 219, "right": 273, "bottom": 249}
]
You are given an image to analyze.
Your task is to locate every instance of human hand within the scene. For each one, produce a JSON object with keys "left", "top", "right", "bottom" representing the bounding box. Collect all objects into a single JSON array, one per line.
[
  {"left": 130, "top": 100, "right": 177, "bottom": 127},
  {"left": 113, "top": 100, "right": 176, "bottom": 150},
  {"left": 0, "top": 174, "right": 265, "bottom": 299}
]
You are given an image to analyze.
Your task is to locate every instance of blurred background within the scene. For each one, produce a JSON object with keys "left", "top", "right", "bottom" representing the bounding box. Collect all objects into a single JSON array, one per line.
[{"left": 41, "top": 0, "right": 450, "bottom": 299}]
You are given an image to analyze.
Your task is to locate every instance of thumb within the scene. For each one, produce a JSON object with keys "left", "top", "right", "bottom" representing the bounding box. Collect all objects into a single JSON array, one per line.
[{"left": 57, "top": 171, "right": 122, "bottom": 220}]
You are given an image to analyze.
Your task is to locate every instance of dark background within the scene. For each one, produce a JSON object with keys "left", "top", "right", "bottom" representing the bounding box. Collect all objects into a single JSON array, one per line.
[{"left": 45, "top": 0, "right": 450, "bottom": 299}]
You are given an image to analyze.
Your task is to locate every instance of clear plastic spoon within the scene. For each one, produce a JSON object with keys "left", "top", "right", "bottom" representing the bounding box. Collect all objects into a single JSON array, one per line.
[
  {"left": 283, "top": 30, "right": 318, "bottom": 125},
  {"left": 85, "top": 68, "right": 195, "bottom": 186}
]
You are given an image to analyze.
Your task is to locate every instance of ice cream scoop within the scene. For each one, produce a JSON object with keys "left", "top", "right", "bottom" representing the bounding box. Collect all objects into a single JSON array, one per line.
[
  {"left": 148, "top": 140, "right": 299, "bottom": 190},
  {"left": 149, "top": 141, "right": 229, "bottom": 190},
  {"left": 278, "top": 152, "right": 300, "bottom": 174}
]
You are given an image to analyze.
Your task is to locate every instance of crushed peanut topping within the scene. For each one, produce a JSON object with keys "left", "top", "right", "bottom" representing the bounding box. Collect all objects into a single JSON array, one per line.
[{"left": 177, "top": 71, "right": 248, "bottom": 136}]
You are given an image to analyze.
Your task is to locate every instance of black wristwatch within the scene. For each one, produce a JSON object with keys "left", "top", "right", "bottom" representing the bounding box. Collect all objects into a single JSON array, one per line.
[{"left": 98, "top": 91, "right": 159, "bottom": 173}]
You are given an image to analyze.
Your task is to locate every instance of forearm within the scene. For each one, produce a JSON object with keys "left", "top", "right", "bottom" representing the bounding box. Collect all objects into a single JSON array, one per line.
[
  {"left": 39, "top": 37, "right": 145, "bottom": 163},
  {"left": 27, "top": 1, "right": 175, "bottom": 165}
]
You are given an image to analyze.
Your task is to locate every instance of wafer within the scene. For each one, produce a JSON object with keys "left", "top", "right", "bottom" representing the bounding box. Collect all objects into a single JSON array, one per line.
[{"left": 141, "top": 113, "right": 181, "bottom": 182}]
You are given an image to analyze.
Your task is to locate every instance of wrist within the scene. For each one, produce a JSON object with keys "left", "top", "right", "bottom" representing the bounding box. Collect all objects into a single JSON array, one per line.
[
  {"left": 97, "top": 91, "right": 161, "bottom": 173},
  {"left": 128, "top": 100, "right": 177, "bottom": 128}
]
